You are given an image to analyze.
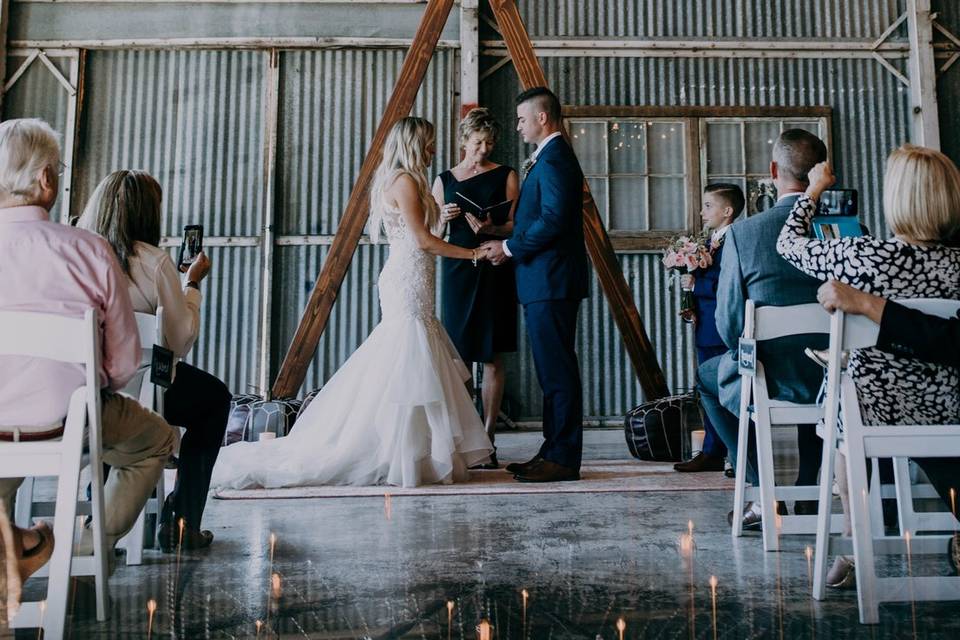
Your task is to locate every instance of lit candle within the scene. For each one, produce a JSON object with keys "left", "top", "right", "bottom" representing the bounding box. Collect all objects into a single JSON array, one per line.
[
  {"left": 385, "top": 492, "right": 392, "bottom": 521},
  {"left": 804, "top": 546, "right": 814, "bottom": 588},
  {"left": 447, "top": 600, "right": 454, "bottom": 640},
  {"left": 616, "top": 616, "right": 626, "bottom": 640},
  {"left": 905, "top": 530, "right": 918, "bottom": 638},
  {"left": 271, "top": 573, "right": 282, "bottom": 600},
  {"left": 709, "top": 576, "right": 718, "bottom": 640},
  {"left": 522, "top": 588, "right": 529, "bottom": 636},
  {"left": 477, "top": 618, "right": 492, "bottom": 640},
  {"left": 146, "top": 599, "right": 156, "bottom": 640},
  {"left": 269, "top": 532, "right": 277, "bottom": 564},
  {"left": 255, "top": 619, "right": 263, "bottom": 640}
]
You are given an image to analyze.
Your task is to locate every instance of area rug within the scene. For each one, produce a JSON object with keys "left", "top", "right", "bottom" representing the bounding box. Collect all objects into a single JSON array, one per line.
[{"left": 213, "top": 460, "right": 734, "bottom": 500}]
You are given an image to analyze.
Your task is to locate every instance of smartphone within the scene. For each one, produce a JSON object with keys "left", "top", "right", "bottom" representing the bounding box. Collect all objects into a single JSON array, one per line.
[
  {"left": 819, "top": 189, "right": 858, "bottom": 216},
  {"left": 178, "top": 224, "right": 204, "bottom": 267}
]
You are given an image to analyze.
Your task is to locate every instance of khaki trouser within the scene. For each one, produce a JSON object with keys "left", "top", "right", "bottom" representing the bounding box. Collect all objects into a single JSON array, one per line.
[{"left": 0, "top": 391, "right": 179, "bottom": 549}]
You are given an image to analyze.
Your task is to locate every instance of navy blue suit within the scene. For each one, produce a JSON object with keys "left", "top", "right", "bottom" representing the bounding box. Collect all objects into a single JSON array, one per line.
[
  {"left": 506, "top": 136, "right": 589, "bottom": 469},
  {"left": 690, "top": 242, "right": 727, "bottom": 457}
]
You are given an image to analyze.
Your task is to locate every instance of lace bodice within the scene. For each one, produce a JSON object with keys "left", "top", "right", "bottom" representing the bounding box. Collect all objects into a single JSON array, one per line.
[{"left": 376, "top": 203, "right": 437, "bottom": 324}]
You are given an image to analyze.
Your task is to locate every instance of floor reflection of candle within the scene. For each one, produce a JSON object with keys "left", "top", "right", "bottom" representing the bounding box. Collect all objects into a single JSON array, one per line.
[
  {"left": 146, "top": 598, "right": 156, "bottom": 639},
  {"left": 477, "top": 618, "right": 492, "bottom": 640},
  {"left": 385, "top": 492, "right": 392, "bottom": 521},
  {"left": 709, "top": 576, "right": 718, "bottom": 640},
  {"left": 255, "top": 619, "right": 263, "bottom": 639},
  {"left": 678, "top": 529, "right": 695, "bottom": 640},
  {"left": 447, "top": 600, "right": 454, "bottom": 640},
  {"left": 774, "top": 515, "right": 784, "bottom": 640},
  {"left": 616, "top": 616, "right": 626, "bottom": 640},
  {"left": 269, "top": 532, "right": 277, "bottom": 564},
  {"left": 951, "top": 488, "right": 957, "bottom": 542},
  {"left": 905, "top": 530, "right": 917, "bottom": 639},
  {"left": 35, "top": 600, "right": 46, "bottom": 640},
  {"left": 521, "top": 588, "right": 529, "bottom": 637}
]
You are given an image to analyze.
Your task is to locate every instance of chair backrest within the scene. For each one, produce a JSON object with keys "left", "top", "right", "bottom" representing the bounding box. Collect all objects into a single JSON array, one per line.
[
  {"left": 744, "top": 300, "right": 831, "bottom": 342},
  {"left": 130, "top": 307, "right": 165, "bottom": 412},
  {"left": 835, "top": 298, "right": 960, "bottom": 351}
]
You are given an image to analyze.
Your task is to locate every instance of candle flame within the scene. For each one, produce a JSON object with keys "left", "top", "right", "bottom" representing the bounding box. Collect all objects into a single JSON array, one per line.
[
  {"left": 478, "top": 618, "right": 492, "bottom": 640},
  {"left": 271, "top": 573, "right": 282, "bottom": 598},
  {"left": 804, "top": 546, "right": 813, "bottom": 561},
  {"left": 687, "top": 520, "right": 694, "bottom": 537},
  {"left": 616, "top": 617, "right": 626, "bottom": 631},
  {"left": 709, "top": 575, "right": 718, "bottom": 589},
  {"left": 146, "top": 598, "right": 156, "bottom": 638}
]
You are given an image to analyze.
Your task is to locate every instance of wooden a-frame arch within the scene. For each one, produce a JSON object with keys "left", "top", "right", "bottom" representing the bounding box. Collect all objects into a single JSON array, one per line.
[{"left": 272, "top": 0, "right": 670, "bottom": 401}]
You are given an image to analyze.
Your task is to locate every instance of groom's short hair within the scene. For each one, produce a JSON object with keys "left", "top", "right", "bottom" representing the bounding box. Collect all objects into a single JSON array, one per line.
[{"left": 516, "top": 87, "right": 561, "bottom": 124}]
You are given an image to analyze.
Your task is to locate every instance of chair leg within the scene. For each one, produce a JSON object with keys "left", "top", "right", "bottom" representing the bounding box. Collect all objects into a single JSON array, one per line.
[
  {"left": 813, "top": 431, "right": 837, "bottom": 600},
  {"left": 120, "top": 508, "right": 146, "bottom": 566},
  {"left": 14, "top": 477, "right": 35, "bottom": 528},
  {"left": 868, "top": 458, "right": 885, "bottom": 538},
  {"left": 754, "top": 409, "right": 779, "bottom": 552},
  {"left": 892, "top": 457, "right": 914, "bottom": 536},
  {"left": 88, "top": 459, "right": 110, "bottom": 621},
  {"left": 732, "top": 377, "right": 752, "bottom": 538},
  {"left": 846, "top": 436, "right": 880, "bottom": 624},
  {"left": 41, "top": 463, "right": 82, "bottom": 639}
]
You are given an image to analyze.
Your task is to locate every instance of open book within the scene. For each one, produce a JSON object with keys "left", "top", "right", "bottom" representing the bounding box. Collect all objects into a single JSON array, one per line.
[{"left": 454, "top": 192, "right": 514, "bottom": 222}]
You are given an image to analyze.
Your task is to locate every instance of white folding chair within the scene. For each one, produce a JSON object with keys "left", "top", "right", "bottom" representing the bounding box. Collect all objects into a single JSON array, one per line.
[
  {"left": 0, "top": 309, "right": 110, "bottom": 636},
  {"left": 732, "top": 301, "right": 847, "bottom": 551},
  {"left": 118, "top": 308, "right": 168, "bottom": 565},
  {"left": 813, "top": 298, "right": 960, "bottom": 624}
]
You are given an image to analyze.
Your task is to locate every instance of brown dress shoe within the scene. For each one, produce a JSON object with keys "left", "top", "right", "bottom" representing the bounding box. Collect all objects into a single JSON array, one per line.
[
  {"left": 513, "top": 459, "right": 580, "bottom": 483},
  {"left": 14, "top": 522, "right": 54, "bottom": 583},
  {"left": 673, "top": 452, "right": 725, "bottom": 473},
  {"left": 505, "top": 455, "right": 542, "bottom": 475}
]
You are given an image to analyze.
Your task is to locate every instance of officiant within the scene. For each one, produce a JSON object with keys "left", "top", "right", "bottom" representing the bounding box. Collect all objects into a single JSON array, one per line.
[{"left": 432, "top": 107, "right": 519, "bottom": 469}]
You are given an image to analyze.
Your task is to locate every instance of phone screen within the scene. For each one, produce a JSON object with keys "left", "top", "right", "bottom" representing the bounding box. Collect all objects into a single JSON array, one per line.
[{"left": 179, "top": 225, "right": 203, "bottom": 266}]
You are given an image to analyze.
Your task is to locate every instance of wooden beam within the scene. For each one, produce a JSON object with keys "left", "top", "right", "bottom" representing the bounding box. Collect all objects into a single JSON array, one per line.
[
  {"left": 488, "top": 0, "right": 670, "bottom": 400},
  {"left": 907, "top": 0, "right": 941, "bottom": 149},
  {"left": 0, "top": 0, "right": 9, "bottom": 113},
  {"left": 271, "top": 0, "right": 454, "bottom": 398},
  {"left": 459, "top": 0, "right": 479, "bottom": 117},
  {"left": 564, "top": 105, "right": 833, "bottom": 120}
]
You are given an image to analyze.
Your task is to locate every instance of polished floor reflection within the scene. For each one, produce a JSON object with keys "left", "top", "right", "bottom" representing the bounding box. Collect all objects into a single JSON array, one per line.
[{"left": 7, "top": 431, "right": 959, "bottom": 639}]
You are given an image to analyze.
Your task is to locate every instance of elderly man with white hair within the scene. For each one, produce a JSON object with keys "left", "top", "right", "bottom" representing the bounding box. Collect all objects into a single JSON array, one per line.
[{"left": 0, "top": 118, "right": 178, "bottom": 595}]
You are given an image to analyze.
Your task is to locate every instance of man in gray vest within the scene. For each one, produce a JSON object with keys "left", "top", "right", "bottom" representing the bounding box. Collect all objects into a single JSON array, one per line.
[{"left": 698, "top": 129, "right": 829, "bottom": 529}]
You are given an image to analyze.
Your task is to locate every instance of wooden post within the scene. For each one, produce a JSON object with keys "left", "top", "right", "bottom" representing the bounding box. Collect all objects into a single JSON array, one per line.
[
  {"left": 0, "top": 0, "right": 9, "bottom": 114},
  {"left": 259, "top": 49, "right": 281, "bottom": 399},
  {"left": 272, "top": 0, "right": 455, "bottom": 398},
  {"left": 459, "top": 0, "right": 479, "bottom": 118},
  {"left": 907, "top": 0, "right": 940, "bottom": 149},
  {"left": 488, "top": 0, "right": 670, "bottom": 399}
]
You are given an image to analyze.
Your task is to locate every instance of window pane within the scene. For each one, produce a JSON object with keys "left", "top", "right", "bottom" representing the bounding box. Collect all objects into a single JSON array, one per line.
[
  {"left": 748, "top": 177, "right": 778, "bottom": 215},
  {"left": 784, "top": 121, "right": 821, "bottom": 137},
  {"left": 608, "top": 120, "right": 646, "bottom": 175},
  {"left": 745, "top": 121, "right": 779, "bottom": 175},
  {"left": 569, "top": 122, "right": 606, "bottom": 175},
  {"left": 649, "top": 177, "right": 686, "bottom": 230},
  {"left": 609, "top": 176, "right": 646, "bottom": 231},
  {"left": 587, "top": 177, "right": 608, "bottom": 225},
  {"left": 648, "top": 122, "right": 684, "bottom": 175},
  {"left": 706, "top": 122, "right": 743, "bottom": 175}
]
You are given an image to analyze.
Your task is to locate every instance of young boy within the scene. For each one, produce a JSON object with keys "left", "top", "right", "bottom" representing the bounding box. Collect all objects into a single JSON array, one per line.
[{"left": 674, "top": 183, "right": 745, "bottom": 473}]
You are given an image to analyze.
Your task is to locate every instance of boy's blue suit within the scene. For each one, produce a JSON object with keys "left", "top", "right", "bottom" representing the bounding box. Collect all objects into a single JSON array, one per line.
[{"left": 506, "top": 135, "right": 588, "bottom": 470}]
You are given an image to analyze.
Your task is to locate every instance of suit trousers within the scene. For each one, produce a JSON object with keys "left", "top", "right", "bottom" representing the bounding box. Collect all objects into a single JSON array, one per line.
[
  {"left": 696, "top": 345, "right": 728, "bottom": 457},
  {"left": 161, "top": 362, "right": 231, "bottom": 530},
  {"left": 697, "top": 354, "right": 821, "bottom": 487},
  {"left": 0, "top": 391, "right": 178, "bottom": 549},
  {"left": 524, "top": 299, "right": 583, "bottom": 470}
]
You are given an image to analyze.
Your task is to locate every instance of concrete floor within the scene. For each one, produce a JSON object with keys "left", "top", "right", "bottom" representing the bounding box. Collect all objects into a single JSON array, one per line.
[{"left": 7, "top": 430, "right": 960, "bottom": 639}]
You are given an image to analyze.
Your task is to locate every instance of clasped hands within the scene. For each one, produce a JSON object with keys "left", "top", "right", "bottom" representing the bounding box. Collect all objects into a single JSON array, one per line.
[{"left": 474, "top": 241, "right": 509, "bottom": 266}]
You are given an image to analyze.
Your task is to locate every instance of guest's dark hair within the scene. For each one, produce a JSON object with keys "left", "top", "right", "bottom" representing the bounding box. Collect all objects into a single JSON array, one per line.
[
  {"left": 515, "top": 86, "right": 561, "bottom": 123},
  {"left": 772, "top": 129, "right": 828, "bottom": 184},
  {"left": 76, "top": 170, "right": 163, "bottom": 274},
  {"left": 704, "top": 182, "right": 745, "bottom": 218}
]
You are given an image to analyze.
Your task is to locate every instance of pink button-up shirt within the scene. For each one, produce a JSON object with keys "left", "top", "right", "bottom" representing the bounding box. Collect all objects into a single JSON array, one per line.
[{"left": 0, "top": 206, "right": 141, "bottom": 430}]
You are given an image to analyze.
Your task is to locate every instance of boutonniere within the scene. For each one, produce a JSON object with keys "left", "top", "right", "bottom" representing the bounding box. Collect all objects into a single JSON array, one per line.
[{"left": 520, "top": 156, "right": 537, "bottom": 181}]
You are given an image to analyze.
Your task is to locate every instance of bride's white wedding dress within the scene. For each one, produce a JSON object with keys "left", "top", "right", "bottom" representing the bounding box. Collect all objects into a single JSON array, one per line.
[{"left": 212, "top": 198, "right": 493, "bottom": 489}]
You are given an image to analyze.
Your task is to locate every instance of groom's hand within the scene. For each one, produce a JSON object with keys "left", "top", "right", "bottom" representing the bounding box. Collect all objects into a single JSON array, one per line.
[{"left": 481, "top": 240, "right": 508, "bottom": 265}]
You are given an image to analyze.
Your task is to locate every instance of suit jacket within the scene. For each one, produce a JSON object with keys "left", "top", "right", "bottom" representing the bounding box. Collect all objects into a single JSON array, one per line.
[
  {"left": 692, "top": 242, "right": 724, "bottom": 348},
  {"left": 506, "top": 137, "right": 589, "bottom": 305},
  {"left": 715, "top": 195, "right": 828, "bottom": 414},
  {"left": 878, "top": 301, "right": 960, "bottom": 369}
]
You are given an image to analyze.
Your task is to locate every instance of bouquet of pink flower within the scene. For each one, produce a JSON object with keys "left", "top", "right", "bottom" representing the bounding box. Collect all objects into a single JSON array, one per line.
[{"left": 662, "top": 232, "right": 713, "bottom": 322}]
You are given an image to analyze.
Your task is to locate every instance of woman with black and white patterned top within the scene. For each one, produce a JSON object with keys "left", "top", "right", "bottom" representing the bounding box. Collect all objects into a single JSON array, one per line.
[{"left": 775, "top": 145, "right": 960, "bottom": 588}]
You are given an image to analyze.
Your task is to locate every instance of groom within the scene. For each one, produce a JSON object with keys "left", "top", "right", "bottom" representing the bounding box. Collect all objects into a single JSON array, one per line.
[{"left": 482, "top": 87, "right": 588, "bottom": 483}]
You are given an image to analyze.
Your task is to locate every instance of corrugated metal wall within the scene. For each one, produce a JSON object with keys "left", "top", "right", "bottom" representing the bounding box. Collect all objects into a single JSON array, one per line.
[
  {"left": 74, "top": 50, "right": 266, "bottom": 394},
  {"left": 934, "top": 0, "right": 960, "bottom": 167},
  {"left": 4, "top": 0, "right": 934, "bottom": 424},
  {"left": 274, "top": 49, "right": 457, "bottom": 390}
]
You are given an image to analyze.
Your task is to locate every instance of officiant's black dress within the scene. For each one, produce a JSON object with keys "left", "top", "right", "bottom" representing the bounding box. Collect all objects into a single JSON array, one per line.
[{"left": 439, "top": 165, "right": 518, "bottom": 364}]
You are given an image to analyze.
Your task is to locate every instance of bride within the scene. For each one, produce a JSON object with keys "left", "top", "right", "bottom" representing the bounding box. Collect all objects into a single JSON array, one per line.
[{"left": 212, "top": 117, "right": 494, "bottom": 489}]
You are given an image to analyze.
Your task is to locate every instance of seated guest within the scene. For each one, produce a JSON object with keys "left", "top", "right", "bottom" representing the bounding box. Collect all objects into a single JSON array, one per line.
[
  {"left": 777, "top": 148, "right": 960, "bottom": 587},
  {"left": 0, "top": 119, "right": 179, "bottom": 561},
  {"left": 702, "top": 129, "right": 830, "bottom": 530},
  {"left": 78, "top": 170, "right": 230, "bottom": 551},
  {"left": 675, "top": 183, "right": 744, "bottom": 473},
  {"left": 818, "top": 281, "right": 960, "bottom": 573}
]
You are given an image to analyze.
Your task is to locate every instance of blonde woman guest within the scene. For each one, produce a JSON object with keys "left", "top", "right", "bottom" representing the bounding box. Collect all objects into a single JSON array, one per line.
[
  {"left": 78, "top": 170, "right": 230, "bottom": 551},
  {"left": 432, "top": 108, "right": 520, "bottom": 468},
  {"left": 212, "top": 117, "right": 493, "bottom": 490},
  {"left": 776, "top": 146, "right": 960, "bottom": 588}
]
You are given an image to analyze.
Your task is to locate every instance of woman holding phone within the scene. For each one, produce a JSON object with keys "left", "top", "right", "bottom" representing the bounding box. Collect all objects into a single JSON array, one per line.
[
  {"left": 78, "top": 170, "right": 230, "bottom": 551},
  {"left": 431, "top": 108, "right": 519, "bottom": 468}
]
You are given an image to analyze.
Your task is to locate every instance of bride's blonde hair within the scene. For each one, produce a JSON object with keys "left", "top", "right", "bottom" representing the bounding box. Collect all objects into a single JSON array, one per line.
[{"left": 369, "top": 116, "right": 438, "bottom": 242}]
